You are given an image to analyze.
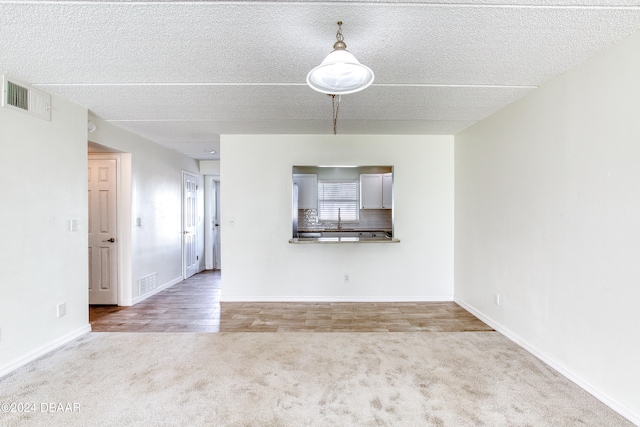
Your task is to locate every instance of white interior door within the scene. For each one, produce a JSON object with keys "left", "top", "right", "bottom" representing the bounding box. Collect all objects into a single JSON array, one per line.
[
  {"left": 88, "top": 158, "right": 118, "bottom": 304},
  {"left": 183, "top": 172, "right": 199, "bottom": 279}
]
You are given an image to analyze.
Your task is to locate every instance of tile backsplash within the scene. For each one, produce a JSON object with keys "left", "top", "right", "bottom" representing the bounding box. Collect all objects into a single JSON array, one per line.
[{"left": 298, "top": 208, "right": 392, "bottom": 231}]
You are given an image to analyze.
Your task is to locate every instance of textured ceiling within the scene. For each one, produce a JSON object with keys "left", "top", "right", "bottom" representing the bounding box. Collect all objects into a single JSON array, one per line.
[{"left": 2, "top": 1, "right": 640, "bottom": 160}]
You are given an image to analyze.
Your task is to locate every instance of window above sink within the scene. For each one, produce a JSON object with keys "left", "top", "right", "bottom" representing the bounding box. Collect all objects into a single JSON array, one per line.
[{"left": 318, "top": 179, "right": 359, "bottom": 223}]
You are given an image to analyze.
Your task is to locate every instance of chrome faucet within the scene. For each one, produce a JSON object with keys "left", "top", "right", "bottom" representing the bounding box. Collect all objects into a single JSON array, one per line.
[{"left": 338, "top": 208, "right": 342, "bottom": 230}]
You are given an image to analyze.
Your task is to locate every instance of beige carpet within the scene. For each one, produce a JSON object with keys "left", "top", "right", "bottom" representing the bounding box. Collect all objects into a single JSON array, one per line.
[{"left": 0, "top": 332, "right": 631, "bottom": 426}]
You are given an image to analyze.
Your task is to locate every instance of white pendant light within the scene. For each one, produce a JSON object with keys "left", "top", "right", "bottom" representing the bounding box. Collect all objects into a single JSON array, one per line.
[{"left": 307, "top": 21, "right": 374, "bottom": 95}]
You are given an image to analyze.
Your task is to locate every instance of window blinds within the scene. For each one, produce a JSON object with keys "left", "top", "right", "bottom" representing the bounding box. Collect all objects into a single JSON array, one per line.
[{"left": 317, "top": 180, "right": 359, "bottom": 222}]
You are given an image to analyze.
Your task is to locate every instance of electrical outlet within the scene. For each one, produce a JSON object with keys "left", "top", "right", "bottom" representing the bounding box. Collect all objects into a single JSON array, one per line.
[
  {"left": 57, "top": 302, "right": 67, "bottom": 318},
  {"left": 494, "top": 293, "right": 500, "bottom": 306},
  {"left": 344, "top": 274, "right": 350, "bottom": 283}
]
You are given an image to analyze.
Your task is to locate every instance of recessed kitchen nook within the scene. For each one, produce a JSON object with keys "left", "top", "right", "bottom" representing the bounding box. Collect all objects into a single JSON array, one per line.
[{"left": 289, "top": 165, "right": 400, "bottom": 244}]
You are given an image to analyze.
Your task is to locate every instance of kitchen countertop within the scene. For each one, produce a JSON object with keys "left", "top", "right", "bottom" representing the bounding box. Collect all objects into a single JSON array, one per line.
[
  {"left": 297, "top": 228, "right": 392, "bottom": 233},
  {"left": 289, "top": 236, "right": 400, "bottom": 244}
]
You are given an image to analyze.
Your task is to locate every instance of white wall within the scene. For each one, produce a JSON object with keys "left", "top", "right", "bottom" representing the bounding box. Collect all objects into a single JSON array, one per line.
[
  {"left": 0, "top": 95, "right": 90, "bottom": 373},
  {"left": 88, "top": 115, "right": 203, "bottom": 303},
  {"left": 221, "top": 135, "right": 454, "bottom": 301},
  {"left": 455, "top": 31, "right": 640, "bottom": 422},
  {"left": 199, "top": 160, "right": 220, "bottom": 175}
]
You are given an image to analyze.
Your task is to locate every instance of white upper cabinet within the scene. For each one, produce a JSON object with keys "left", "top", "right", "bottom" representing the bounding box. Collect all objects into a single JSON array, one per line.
[
  {"left": 361, "top": 173, "right": 393, "bottom": 209},
  {"left": 382, "top": 172, "right": 393, "bottom": 209},
  {"left": 360, "top": 174, "right": 383, "bottom": 209},
  {"left": 293, "top": 174, "right": 317, "bottom": 209}
]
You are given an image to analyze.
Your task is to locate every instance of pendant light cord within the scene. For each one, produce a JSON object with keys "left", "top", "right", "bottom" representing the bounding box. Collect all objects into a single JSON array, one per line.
[{"left": 332, "top": 94, "right": 341, "bottom": 135}]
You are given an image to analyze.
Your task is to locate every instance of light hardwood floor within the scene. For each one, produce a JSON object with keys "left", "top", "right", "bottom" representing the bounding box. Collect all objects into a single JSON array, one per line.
[{"left": 89, "top": 270, "right": 493, "bottom": 333}]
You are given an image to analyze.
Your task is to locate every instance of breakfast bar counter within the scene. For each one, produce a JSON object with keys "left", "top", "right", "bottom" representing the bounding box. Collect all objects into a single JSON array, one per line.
[{"left": 289, "top": 236, "right": 400, "bottom": 244}]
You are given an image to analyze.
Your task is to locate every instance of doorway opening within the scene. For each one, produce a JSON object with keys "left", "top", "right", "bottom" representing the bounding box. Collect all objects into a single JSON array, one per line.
[
  {"left": 205, "top": 176, "right": 221, "bottom": 271},
  {"left": 88, "top": 156, "right": 118, "bottom": 304},
  {"left": 88, "top": 143, "right": 133, "bottom": 307}
]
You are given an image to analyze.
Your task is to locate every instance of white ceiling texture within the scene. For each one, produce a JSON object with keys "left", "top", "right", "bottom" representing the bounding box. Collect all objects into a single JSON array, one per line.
[{"left": 2, "top": 1, "right": 640, "bottom": 160}]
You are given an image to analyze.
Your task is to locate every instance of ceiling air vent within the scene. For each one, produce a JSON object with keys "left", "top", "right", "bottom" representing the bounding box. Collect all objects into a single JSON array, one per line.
[{"left": 2, "top": 75, "right": 51, "bottom": 121}]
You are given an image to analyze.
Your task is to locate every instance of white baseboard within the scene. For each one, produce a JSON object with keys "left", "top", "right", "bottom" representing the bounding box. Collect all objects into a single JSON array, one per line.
[
  {"left": 455, "top": 298, "right": 640, "bottom": 426},
  {"left": 131, "top": 276, "right": 182, "bottom": 305},
  {"left": 0, "top": 324, "right": 92, "bottom": 379},
  {"left": 220, "top": 295, "right": 454, "bottom": 302}
]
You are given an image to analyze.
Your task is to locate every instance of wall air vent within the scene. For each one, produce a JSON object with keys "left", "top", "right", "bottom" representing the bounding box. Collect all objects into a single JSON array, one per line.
[
  {"left": 138, "top": 272, "right": 158, "bottom": 296},
  {"left": 2, "top": 75, "right": 51, "bottom": 121}
]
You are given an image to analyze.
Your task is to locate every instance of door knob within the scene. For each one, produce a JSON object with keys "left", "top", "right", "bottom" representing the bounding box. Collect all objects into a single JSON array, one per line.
[{"left": 103, "top": 238, "right": 115, "bottom": 242}]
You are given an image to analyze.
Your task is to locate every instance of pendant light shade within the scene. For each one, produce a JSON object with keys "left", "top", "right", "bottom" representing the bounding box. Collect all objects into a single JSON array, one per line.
[{"left": 307, "top": 22, "right": 374, "bottom": 95}]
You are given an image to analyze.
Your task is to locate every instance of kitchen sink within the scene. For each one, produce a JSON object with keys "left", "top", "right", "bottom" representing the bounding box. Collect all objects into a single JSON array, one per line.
[{"left": 297, "top": 232, "right": 322, "bottom": 238}]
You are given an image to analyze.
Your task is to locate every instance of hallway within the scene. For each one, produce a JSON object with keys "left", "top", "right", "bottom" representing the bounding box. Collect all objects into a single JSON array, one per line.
[{"left": 89, "top": 271, "right": 492, "bottom": 333}]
